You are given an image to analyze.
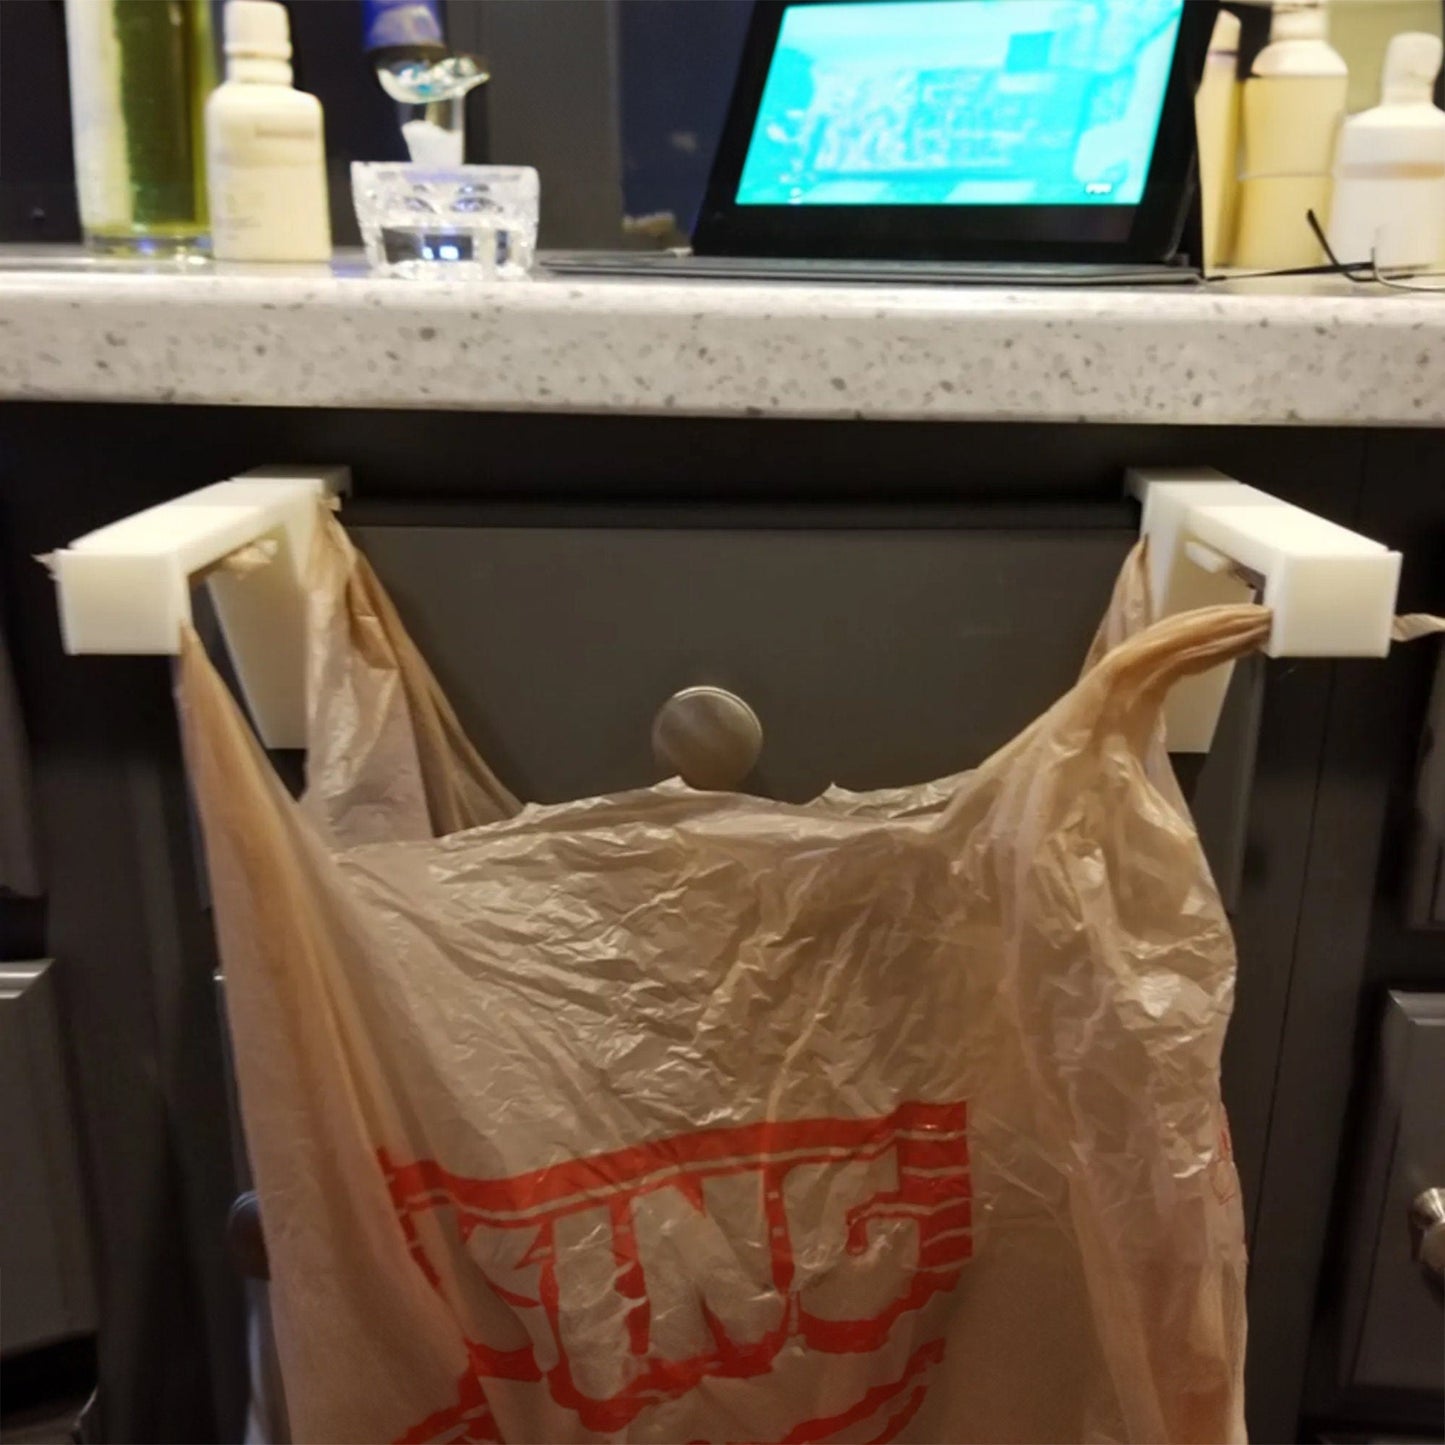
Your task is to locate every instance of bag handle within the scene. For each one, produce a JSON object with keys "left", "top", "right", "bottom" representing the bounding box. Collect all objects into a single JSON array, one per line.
[
  {"left": 1066, "top": 596, "right": 1274, "bottom": 761},
  {"left": 1080, "top": 544, "right": 1441, "bottom": 752},
  {"left": 1393, "top": 614, "right": 1445, "bottom": 642},
  {"left": 302, "top": 512, "right": 519, "bottom": 846}
]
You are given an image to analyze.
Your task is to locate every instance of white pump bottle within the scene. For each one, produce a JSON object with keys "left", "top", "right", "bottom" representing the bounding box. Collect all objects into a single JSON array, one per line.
[{"left": 1328, "top": 32, "right": 1445, "bottom": 270}]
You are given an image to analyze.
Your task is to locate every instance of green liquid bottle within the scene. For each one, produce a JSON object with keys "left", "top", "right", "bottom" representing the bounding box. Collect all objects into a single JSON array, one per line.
[{"left": 65, "top": 0, "right": 217, "bottom": 253}]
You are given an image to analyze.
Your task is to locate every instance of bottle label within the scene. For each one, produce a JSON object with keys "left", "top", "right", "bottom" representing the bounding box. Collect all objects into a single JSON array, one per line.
[{"left": 212, "top": 164, "right": 330, "bottom": 260}]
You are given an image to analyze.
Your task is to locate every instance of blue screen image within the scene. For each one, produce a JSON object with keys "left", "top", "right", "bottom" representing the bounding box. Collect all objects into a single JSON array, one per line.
[{"left": 736, "top": 0, "right": 1185, "bottom": 207}]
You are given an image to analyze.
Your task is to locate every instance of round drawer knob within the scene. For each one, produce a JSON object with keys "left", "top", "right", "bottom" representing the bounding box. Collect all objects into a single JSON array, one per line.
[
  {"left": 652, "top": 686, "right": 763, "bottom": 791},
  {"left": 1410, "top": 1186, "right": 1445, "bottom": 1291}
]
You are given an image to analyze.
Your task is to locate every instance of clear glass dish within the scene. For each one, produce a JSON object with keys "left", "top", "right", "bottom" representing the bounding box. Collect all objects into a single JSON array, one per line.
[{"left": 351, "top": 163, "right": 539, "bottom": 280}]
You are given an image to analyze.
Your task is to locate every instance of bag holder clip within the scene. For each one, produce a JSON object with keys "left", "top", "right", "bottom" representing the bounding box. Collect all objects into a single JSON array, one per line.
[
  {"left": 48, "top": 463, "right": 1405, "bottom": 758},
  {"left": 51, "top": 467, "right": 350, "bottom": 749},
  {"left": 1129, "top": 467, "right": 1402, "bottom": 752}
]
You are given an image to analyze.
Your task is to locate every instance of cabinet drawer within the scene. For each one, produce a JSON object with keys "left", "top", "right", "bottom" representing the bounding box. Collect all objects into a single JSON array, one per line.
[
  {"left": 354, "top": 522, "right": 1138, "bottom": 804},
  {"left": 0, "top": 960, "right": 96, "bottom": 1354},
  {"left": 1339, "top": 991, "right": 1445, "bottom": 1394}
]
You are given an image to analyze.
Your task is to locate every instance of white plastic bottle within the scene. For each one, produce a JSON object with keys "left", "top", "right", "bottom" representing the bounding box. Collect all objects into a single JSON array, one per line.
[
  {"left": 1196, "top": 9, "right": 1242, "bottom": 271},
  {"left": 206, "top": 0, "right": 331, "bottom": 262},
  {"left": 1328, "top": 32, "right": 1445, "bottom": 269},
  {"left": 1233, "top": 0, "right": 1348, "bottom": 270}
]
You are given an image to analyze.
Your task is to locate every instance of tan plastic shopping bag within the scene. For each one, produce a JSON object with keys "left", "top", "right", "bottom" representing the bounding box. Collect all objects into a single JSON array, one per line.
[{"left": 179, "top": 514, "right": 1268, "bottom": 1445}]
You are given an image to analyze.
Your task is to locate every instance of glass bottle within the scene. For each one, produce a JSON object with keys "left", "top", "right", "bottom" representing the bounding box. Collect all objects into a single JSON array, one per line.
[
  {"left": 362, "top": 0, "right": 488, "bottom": 166},
  {"left": 64, "top": 0, "right": 217, "bottom": 254}
]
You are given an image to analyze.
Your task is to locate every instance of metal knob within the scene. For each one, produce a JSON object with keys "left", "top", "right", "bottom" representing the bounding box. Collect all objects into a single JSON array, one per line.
[
  {"left": 228, "top": 1190, "right": 270, "bottom": 1280},
  {"left": 652, "top": 686, "right": 762, "bottom": 791},
  {"left": 1409, "top": 1187, "right": 1445, "bottom": 1293}
]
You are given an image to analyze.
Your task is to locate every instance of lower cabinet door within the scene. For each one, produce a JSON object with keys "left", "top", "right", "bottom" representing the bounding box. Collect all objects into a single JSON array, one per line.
[{"left": 1338, "top": 991, "right": 1445, "bottom": 1396}]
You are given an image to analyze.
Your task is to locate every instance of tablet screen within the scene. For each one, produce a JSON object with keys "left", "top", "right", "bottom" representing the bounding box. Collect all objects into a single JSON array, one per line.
[{"left": 736, "top": 0, "right": 1187, "bottom": 209}]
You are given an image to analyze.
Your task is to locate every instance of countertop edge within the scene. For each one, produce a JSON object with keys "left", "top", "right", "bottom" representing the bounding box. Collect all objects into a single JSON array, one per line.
[{"left": 2, "top": 265, "right": 1443, "bottom": 425}]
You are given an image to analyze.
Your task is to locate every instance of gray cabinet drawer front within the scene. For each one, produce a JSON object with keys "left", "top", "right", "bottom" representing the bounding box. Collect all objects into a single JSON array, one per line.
[
  {"left": 1340, "top": 992, "right": 1445, "bottom": 1394},
  {"left": 0, "top": 961, "right": 96, "bottom": 1354},
  {"left": 354, "top": 525, "right": 1137, "bottom": 804}
]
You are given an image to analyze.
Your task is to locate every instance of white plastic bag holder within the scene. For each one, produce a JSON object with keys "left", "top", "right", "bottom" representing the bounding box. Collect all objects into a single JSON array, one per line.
[
  {"left": 1129, "top": 467, "right": 1402, "bottom": 751},
  {"left": 53, "top": 467, "right": 349, "bottom": 749},
  {"left": 51, "top": 463, "right": 1403, "bottom": 759}
]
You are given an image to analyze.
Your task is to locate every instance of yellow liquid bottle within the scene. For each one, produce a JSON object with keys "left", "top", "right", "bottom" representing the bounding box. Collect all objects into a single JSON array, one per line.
[{"left": 65, "top": 0, "right": 217, "bottom": 253}]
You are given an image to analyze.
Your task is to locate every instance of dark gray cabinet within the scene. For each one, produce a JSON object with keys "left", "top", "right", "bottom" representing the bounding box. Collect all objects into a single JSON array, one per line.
[
  {"left": 1338, "top": 992, "right": 1445, "bottom": 1396},
  {"left": 2, "top": 403, "right": 1440, "bottom": 1444}
]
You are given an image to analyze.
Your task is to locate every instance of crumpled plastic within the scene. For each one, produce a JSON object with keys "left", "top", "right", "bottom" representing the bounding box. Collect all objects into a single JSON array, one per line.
[{"left": 179, "top": 512, "right": 1267, "bottom": 1445}]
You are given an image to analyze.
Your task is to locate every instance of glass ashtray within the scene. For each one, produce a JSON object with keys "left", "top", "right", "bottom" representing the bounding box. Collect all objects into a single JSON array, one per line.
[{"left": 351, "top": 163, "right": 539, "bottom": 280}]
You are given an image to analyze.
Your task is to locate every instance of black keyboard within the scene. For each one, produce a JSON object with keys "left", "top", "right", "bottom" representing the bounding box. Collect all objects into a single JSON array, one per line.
[{"left": 542, "top": 251, "right": 1201, "bottom": 288}]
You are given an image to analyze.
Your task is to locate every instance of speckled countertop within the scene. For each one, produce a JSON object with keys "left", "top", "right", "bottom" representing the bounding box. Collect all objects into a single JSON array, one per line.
[{"left": 1, "top": 248, "right": 1443, "bottom": 425}]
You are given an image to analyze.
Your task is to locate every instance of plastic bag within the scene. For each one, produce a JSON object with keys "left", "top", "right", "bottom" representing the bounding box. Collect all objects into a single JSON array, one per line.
[{"left": 179, "top": 514, "right": 1267, "bottom": 1444}]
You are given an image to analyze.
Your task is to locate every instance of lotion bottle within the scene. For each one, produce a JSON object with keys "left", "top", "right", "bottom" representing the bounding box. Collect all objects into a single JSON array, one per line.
[
  {"left": 1234, "top": 0, "right": 1348, "bottom": 270},
  {"left": 1328, "top": 32, "right": 1445, "bottom": 269},
  {"left": 206, "top": 0, "right": 331, "bottom": 262}
]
